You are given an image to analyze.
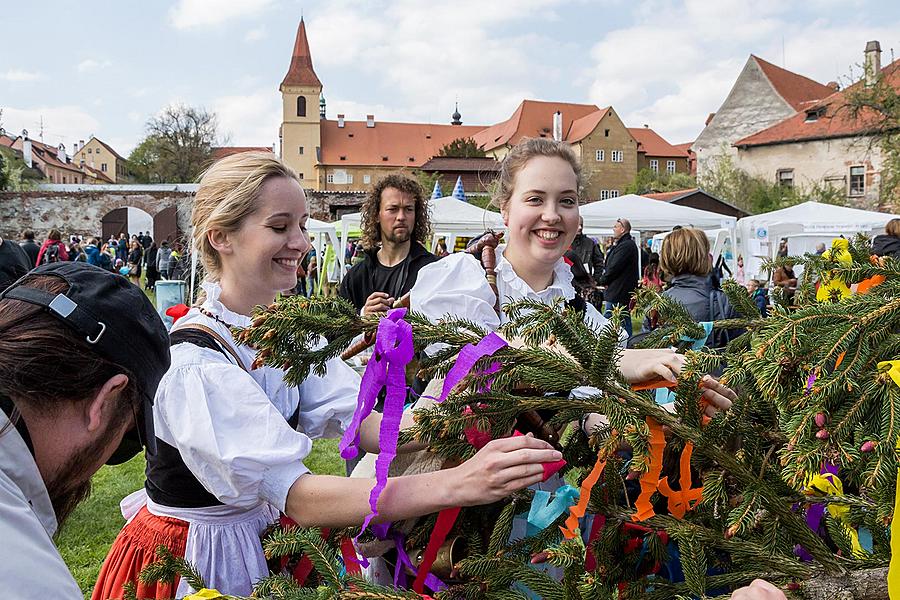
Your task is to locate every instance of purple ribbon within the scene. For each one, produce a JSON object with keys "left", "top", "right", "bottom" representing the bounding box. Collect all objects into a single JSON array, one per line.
[
  {"left": 794, "top": 463, "right": 839, "bottom": 562},
  {"left": 392, "top": 533, "right": 447, "bottom": 592},
  {"left": 434, "top": 331, "right": 507, "bottom": 403},
  {"left": 339, "top": 308, "right": 415, "bottom": 542}
]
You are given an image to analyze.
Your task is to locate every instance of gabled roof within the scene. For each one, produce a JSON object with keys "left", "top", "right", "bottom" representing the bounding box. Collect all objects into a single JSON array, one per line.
[
  {"left": 674, "top": 142, "right": 694, "bottom": 155},
  {"left": 473, "top": 100, "right": 602, "bottom": 150},
  {"left": 92, "top": 137, "right": 126, "bottom": 162},
  {"left": 281, "top": 19, "right": 322, "bottom": 89},
  {"left": 628, "top": 127, "right": 689, "bottom": 158},
  {"left": 751, "top": 55, "right": 836, "bottom": 111},
  {"left": 568, "top": 108, "right": 611, "bottom": 142},
  {"left": 643, "top": 188, "right": 700, "bottom": 201},
  {"left": 735, "top": 57, "right": 900, "bottom": 148},
  {"left": 25, "top": 138, "right": 84, "bottom": 174},
  {"left": 81, "top": 164, "right": 115, "bottom": 183},
  {"left": 419, "top": 157, "right": 500, "bottom": 172},
  {"left": 320, "top": 120, "right": 484, "bottom": 167},
  {"left": 211, "top": 146, "right": 273, "bottom": 161}
]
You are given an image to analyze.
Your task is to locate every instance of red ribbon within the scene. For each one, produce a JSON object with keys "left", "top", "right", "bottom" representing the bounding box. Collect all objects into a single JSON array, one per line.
[{"left": 412, "top": 506, "right": 461, "bottom": 594}]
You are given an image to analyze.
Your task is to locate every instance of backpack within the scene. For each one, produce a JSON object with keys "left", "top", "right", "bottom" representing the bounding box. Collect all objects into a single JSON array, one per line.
[
  {"left": 41, "top": 243, "right": 60, "bottom": 265},
  {"left": 707, "top": 288, "right": 743, "bottom": 348}
]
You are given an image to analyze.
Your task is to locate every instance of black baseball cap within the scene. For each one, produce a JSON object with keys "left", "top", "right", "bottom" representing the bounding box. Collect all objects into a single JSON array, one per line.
[{"left": 0, "top": 262, "right": 171, "bottom": 464}]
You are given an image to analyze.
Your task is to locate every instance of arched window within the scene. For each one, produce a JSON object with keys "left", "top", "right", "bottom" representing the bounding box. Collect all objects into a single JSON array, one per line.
[{"left": 297, "top": 96, "right": 307, "bottom": 117}]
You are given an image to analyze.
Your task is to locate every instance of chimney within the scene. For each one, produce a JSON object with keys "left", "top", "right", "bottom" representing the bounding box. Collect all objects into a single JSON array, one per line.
[
  {"left": 79, "top": 139, "right": 85, "bottom": 150},
  {"left": 826, "top": 81, "right": 840, "bottom": 92},
  {"left": 58, "top": 143, "right": 66, "bottom": 163},
  {"left": 337, "top": 114, "right": 345, "bottom": 128},
  {"left": 366, "top": 114, "right": 375, "bottom": 128},
  {"left": 72, "top": 141, "right": 78, "bottom": 154},
  {"left": 865, "top": 40, "right": 882, "bottom": 86},
  {"left": 552, "top": 111, "right": 562, "bottom": 142},
  {"left": 22, "top": 130, "right": 32, "bottom": 168}
]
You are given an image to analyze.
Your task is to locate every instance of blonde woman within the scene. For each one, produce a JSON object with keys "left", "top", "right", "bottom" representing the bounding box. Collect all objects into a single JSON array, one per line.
[{"left": 92, "top": 153, "right": 560, "bottom": 599}]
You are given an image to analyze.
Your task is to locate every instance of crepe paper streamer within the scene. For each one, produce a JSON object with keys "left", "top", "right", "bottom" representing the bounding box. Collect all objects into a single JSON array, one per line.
[
  {"left": 462, "top": 405, "right": 493, "bottom": 450},
  {"left": 413, "top": 506, "right": 461, "bottom": 594},
  {"left": 340, "top": 536, "right": 362, "bottom": 576},
  {"left": 561, "top": 450, "right": 608, "bottom": 539},
  {"left": 583, "top": 514, "right": 606, "bottom": 571},
  {"left": 680, "top": 321, "right": 713, "bottom": 350},
  {"left": 391, "top": 534, "right": 447, "bottom": 592},
  {"left": 857, "top": 274, "right": 885, "bottom": 295},
  {"left": 796, "top": 464, "right": 867, "bottom": 560},
  {"left": 512, "top": 430, "right": 567, "bottom": 480},
  {"left": 435, "top": 331, "right": 508, "bottom": 403},
  {"left": 888, "top": 436, "right": 900, "bottom": 596},
  {"left": 183, "top": 591, "right": 226, "bottom": 600},
  {"left": 878, "top": 360, "right": 900, "bottom": 389},
  {"left": 834, "top": 351, "right": 846, "bottom": 369},
  {"left": 657, "top": 441, "right": 704, "bottom": 519},
  {"left": 631, "top": 379, "right": 677, "bottom": 392},
  {"left": 655, "top": 387, "right": 675, "bottom": 405},
  {"left": 165, "top": 303, "right": 190, "bottom": 324},
  {"left": 806, "top": 370, "right": 817, "bottom": 393},
  {"left": 526, "top": 485, "right": 580, "bottom": 535},
  {"left": 632, "top": 418, "right": 667, "bottom": 523}
]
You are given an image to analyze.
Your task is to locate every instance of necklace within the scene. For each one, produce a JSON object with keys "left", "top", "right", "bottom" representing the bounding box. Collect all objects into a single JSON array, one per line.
[{"left": 198, "top": 307, "right": 235, "bottom": 329}]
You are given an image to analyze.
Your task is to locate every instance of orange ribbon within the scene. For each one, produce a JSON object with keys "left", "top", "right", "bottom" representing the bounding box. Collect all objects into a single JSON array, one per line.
[
  {"left": 560, "top": 450, "right": 607, "bottom": 539},
  {"left": 657, "top": 441, "right": 703, "bottom": 519},
  {"left": 857, "top": 274, "right": 885, "bottom": 295},
  {"left": 632, "top": 418, "right": 667, "bottom": 522}
]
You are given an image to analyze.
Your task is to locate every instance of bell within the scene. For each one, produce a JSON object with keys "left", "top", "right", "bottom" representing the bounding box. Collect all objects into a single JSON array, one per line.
[{"left": 409, "top": 536, "right": 468, "bottom": 580}]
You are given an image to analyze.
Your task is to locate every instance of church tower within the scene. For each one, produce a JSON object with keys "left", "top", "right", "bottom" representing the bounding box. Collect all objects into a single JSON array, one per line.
[{"left": 280, "top": 18, "right": 322, "bottom": 188}]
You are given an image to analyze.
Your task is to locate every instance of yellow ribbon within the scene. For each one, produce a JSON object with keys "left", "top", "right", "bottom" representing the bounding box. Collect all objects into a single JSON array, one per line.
[
  {"left": 804, "top": 472, "right": 865, "bottom": 557},
  {"left": 816, "top": 239, "right": 853, "bottom": 302},
  {"left": 878, "top": 361, "right": 900, "bottom": 389},
  {"left": 184, "top": 590, "right": 227, "bottom": 600},
  {"left": 889, "top": 438, "right": 900, "bottom": 597}
]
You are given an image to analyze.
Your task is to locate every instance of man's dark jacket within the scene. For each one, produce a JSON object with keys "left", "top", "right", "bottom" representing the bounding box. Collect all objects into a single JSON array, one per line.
[
  {"left": 19, "top": 239, "right": 40, "bottom": 267},
  {"left": 338, "top": 242, "right": 438, "bottom": 313},
  {"left": 872, "top": 234, "right": 900, "bottom": 258},
  {"left": 569, "top": 233, "right": 604, "bottom": 277},
  {"left": 596, "top": 233, "right": 638, "bottom": 305}
]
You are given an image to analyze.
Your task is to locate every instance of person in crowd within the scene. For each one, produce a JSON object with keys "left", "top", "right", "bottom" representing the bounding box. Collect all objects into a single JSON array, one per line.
[
  {"left": 0, "top": 262, "right": 170, "bottom": 599},
  {"left": 127, "top": 239, "right": 144, "bottom": 286},
  {"left": 641, "top": 252, "right": 663, "bottom": 293},
  {"left": 19, "top": 230, "right": 40, "bottom": 266},
  {"left": 643, "top": 227, "right": 742, "bottom": 348},
  {"left": 815, "top": 242, "right": 827, "bottom": 256},
  {"left": 141, "top": 231, "right": 153, "bottom": 253},
  {"left": 0, "top": 236, "right": 32, "bottom": 292},
  {"left": 36, "top": 228, "right": 70, "bottom": 266},
  {"left": 116, "top": 233, "right": 129, "bottom": 263},
  {"left": 84, "top": 238, "right": 102, "bottom": 267},
  {"left": 68, "top": 237, "right": 85, "bottom": 262},
  {"left": 339, "top": 174, "right": 439, "bottom": 316},
  {"left": 872, "top": 218, "right": 900, "bottom": 258},
  {"left": 570, "top": 216, "right": 604, "bottom": 278},
  {"left": 144, "top": 242, "right": 159, "bottom": 290},
  {"left": 596, "top": 217, "right": 639, "bottom": 336},
  {"left": 305, "top": 248, "right": 318, "bottom": 296},
  {"left": 435, "top": 239, "right": 449, "bottom": 257},
  {"left": 772, "top": 260, "right": 798, "bottom": 303},
  {"left": 156, "top": 240, "right": 173, "bottom": 280},
  {"left": 169, "top": 242, "right": 185, "bottom": 280},
  {"left": 98, "top": 243, "right": 114, "bottom": 271},
  {"left": 735, "top": 254, "right": 746, "bottom": 286},
  {"left": 777, "top": 238, "right": 789, "bottom": 258},
  {"left": 92, "top": 151, "right": 558, "bottom": 599},
  {"left": 747, "top": 279, "right": 768, "bottom": 317}
]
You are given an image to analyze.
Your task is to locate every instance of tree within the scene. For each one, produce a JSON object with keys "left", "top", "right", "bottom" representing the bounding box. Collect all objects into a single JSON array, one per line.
[
  {"left": 0, "top": 152, "right": 7, "bottom": 191},
  {"left": 625, "top": 168, "right": 697, "bottom": 195},
  {"left": 128, "top": 104, "right": 220, "bottom": 183},
  {"left": 438, "top": 137, "right": 486, "bottom": 158}
]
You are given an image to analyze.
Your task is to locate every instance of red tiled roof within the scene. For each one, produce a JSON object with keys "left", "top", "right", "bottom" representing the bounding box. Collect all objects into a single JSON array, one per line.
[
  {"left": 320, "top": 120, "right": 483, "bottom": 167},
  {"left": 735, "top": 58, "right": 900, "bottom": 148},
  {"left": 674, "top": 142, "right": 694, "bottom": 155},
  {"left": 280, "top": 19, "right": 322, "bottom": 89},
  {"left": 212, "top": 146, "right": 274, "bottom": 160},
  {"left": 644, "top": 188, "right": 699, "bottom": 201},
  {"left": 568, "top": 108, "right": 611, "bottom": 143},
  {"left": 752, "top": 55, "right": 836, "bottom": 111},
  {"left": 27, "top": 138, "right": 84, "bottom": 174},
  {"left": 420, "top": 157, "right": 500, "bottom": 172},
  {"left": 0, "top": 134, "right": 15, "bottom": 148},
  {"left": 628, "top": 127, "right": 689, "bottom": 158},
  {"left": 473, "top": 100, "right": 602, "bottom": 150}
]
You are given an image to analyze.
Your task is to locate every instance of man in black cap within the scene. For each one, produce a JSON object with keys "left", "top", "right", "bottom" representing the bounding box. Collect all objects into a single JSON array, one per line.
[
  {"left": 0, "top": 262, "right": 170, "bottom": 598},
  {"left": 0, "top": 235, "right": 32, "bottom": 293}
]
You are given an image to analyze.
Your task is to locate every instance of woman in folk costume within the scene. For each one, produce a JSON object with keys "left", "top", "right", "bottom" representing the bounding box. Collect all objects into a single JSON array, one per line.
[
  {"left": 407, "top": 137, "right": 737, "bottom": 573},
  {"left": 92, "top": 152, "right": 562, "bottom": 599}
]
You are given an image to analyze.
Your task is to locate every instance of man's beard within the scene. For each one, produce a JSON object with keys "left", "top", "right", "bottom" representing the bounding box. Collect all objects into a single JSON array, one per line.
[
  {"left": 46, "top": 418, "right": 126, "bottom": 531},
  {"left": 382, "top": 227, "right": 411, "bottom": 245}
]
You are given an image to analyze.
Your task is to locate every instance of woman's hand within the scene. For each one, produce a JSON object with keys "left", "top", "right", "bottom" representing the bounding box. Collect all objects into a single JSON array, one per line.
[
  {"left": 618, "top": 348, "right": 685, "bottom": 384},
  {"left": 730, "top": 580, "right": 786, "bottom": 600},
  {"left": 700, "top": 374, "right": 736, "bottom": 417},
  {"left": 448, "top": 434, "right": 562, "bottom": 506}
]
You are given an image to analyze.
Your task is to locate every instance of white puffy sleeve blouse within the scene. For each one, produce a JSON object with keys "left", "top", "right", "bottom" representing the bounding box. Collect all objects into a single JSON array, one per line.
[{"left": 152, "top": 282, "right": 360, "bottom": 511}]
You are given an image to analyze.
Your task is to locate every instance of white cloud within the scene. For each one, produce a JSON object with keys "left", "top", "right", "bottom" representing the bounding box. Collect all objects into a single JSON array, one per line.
[
  {"left": 212, "top": 90, "right": 281, "bottom": 146},
  {"left": 244, "top": 26, "right": 266, "bottom": 42},
  {"left": 169, "top": 0, "right": 275, "bottom": 30},
  {"left": 2, "top": 106, "right": 101, "bottom": 148},
  {"left": 3, "top": 69, "right": 42, "bottom": 82},
  {"left": 76, "top": 58, "right": 112, "bottom": 73}
]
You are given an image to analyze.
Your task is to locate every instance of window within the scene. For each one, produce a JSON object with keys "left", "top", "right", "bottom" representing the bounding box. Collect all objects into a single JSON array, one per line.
[
  {"left": 101, "top": 163, "right": 107, "bottom": 172},
  {"left": 777, "top": 169, "right": 794, "bottom": 188},
  {"left": 600, "top": 189, "right": 619, "bottom": 200},
  {"left": 609, "top": 189, "right": 619, "bottom": 198},
  {"left": 666, "top": 160, "right": 676, "bottom": 174},
  {"left": 849, "top": 166, "right": 865, "bottom": 196},
  {"left": 805, "top": 107, "right": 825, "bottom": 122},
  {"left": 298, "top": 146, "right": 304, "bottom": 155},
  {"left": 649, "top": 159, "right": 658, "bottom": 173},
  {"left": 326, "top": 173, "right": 334, "bottom": 183},
  {"left": 363, "top": 174, "right": 371, "bottom": 184},
  {"left": 296, "top": 96, "right": 307, "bottom": 117},
  {"left": 62, "top": 176, "right": 66, "bottom": 183},
  {"left": 298, "top": 173, "right": 304, "bottom": 180},
  {"left": 87, "top": 148, "right": 92, "bottom": 154},
  {"left": 595, "top": 149, "right": 605, "bottom": 161},
  {"left": 96, "top": 148, "right": 100, "bottom": 154},
  {"left": 347, "top": 174, "right": 353, "bottom": 184},
  {"left": 604, "top": 129, "right": 610, "bottom": 137},
  {"left": 611, "top": 150, "right": 623, "bottom": 162}
]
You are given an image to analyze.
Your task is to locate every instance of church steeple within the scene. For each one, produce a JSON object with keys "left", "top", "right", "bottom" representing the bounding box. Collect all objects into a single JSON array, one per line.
[{"left": 280, "top": 18, "right": 322, "bottom": 90}]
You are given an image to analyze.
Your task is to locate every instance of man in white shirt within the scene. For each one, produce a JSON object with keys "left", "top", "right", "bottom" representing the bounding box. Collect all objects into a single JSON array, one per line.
[{"left": 0, "top": 262, "right": 170, "bottom": 598}]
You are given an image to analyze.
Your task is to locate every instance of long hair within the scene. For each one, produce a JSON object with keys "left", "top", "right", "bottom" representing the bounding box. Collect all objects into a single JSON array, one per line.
[{"left": 359, "top": 174, "right": 431, "bottom": 250}]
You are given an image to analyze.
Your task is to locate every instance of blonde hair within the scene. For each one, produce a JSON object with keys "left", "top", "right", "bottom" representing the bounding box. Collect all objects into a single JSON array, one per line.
[
  {"left": 886, "top": 218, "right": 900, "bottom": 237},
  {"left": 492, "top": 137, "right": 583, "bottom": 211},
  {"left": 660, "top": 227, "right": 710, "bottom": 278},
  {"left": 192, "top": 152, "right": 301, "bottom": 282}
]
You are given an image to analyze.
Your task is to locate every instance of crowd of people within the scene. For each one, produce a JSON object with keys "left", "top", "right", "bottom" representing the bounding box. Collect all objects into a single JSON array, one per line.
[{"left": 9, "top": 137, "right": 888, "bottom": 599}]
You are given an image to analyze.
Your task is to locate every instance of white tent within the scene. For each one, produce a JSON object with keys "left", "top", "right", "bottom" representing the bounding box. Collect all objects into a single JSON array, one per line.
[
  {"left": 736, "top": 201, "right": 898, "bottom": 280},
  {"left": 306, "top": 218, "right": 340, "bottom": 282}
]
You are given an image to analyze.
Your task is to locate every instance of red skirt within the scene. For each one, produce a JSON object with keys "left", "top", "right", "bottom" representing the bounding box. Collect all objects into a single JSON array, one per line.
[{"left": 91, "top": 506, "right": 189, "bottom": 600}]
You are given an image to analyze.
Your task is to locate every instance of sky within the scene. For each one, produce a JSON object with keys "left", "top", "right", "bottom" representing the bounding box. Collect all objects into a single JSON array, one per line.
[{"left": 2, "top": 0, "right": 899, "bottom": 157}]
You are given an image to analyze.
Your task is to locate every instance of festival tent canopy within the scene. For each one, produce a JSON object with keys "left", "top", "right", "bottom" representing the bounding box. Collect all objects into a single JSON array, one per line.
[{"left": 579, "top": 194, "right": 736, "bottom": 232}]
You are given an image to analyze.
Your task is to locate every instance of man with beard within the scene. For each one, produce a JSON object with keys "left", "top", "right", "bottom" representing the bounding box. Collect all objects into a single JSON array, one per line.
[
  {"left": 339, "top": 174, "right": 438, "bottom": 315},
  {"left": 0, "top": 262, "right": 169, "bottom": 598}
]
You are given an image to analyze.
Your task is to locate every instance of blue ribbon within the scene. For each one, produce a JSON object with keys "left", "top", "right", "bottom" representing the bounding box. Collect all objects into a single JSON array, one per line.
[
  {"left": 680, "top": 321, "right": 713, "bottom": 350},
  {"left": 655, "top": 387, "right": 676, "bottom": 405},
  {"left": 526, "top": 485, "right": 580, "bottom": 536}
]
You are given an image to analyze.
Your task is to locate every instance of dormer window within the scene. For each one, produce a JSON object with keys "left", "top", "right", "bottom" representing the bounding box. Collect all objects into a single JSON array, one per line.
[
  {"left": 382, "top": 156, "right": 388, "bottom": 161},
  {"left": 805, "top": 107, "right": 825, "bottom": 122},
  {"left": 339, "top": 156, "right": 346, "bottom": 161}
]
